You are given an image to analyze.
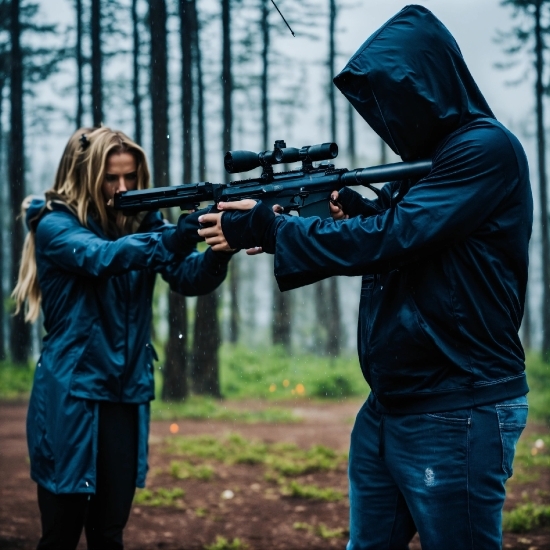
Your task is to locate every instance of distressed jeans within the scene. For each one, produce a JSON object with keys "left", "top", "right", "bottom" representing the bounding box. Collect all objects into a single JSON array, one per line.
[{"left": 346, "top": 392, "right": 528, "bottom": 550}]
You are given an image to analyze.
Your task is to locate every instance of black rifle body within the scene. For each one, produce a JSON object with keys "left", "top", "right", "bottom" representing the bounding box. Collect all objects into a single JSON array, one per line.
[{"left": 114, "top": 160, "right": 432, "bottom": 218}]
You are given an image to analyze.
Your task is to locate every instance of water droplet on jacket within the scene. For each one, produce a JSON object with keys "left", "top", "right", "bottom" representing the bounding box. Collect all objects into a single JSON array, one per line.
[{"left": 178, "top": 333, "right": 183, "bottom": 339}]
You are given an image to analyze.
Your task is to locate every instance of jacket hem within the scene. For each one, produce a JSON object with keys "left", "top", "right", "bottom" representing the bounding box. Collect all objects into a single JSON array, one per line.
[{"left": 374, "top": 374, "right": 529, "bottom": 414}]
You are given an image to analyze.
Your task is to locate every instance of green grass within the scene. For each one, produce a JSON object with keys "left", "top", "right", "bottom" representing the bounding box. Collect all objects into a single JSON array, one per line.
[
  {"left": 503, "top": 502, "right": 550, "bottom": 532},
  {"left": 133, "top": 487, "right": 185, "bottom": 507},
  {"left": 169, "top": 460, "right": 215, "bottom": 481},
  {"left": 525, "top": 352, "right": 550, "bottom": 423},
  {"left": 204, "top": 536, "right": 249, "bottom": 550},
  {"left": 219, "top": 344, "right": 367, "bottom": 400},
  {"left": 293, "top": 522, "right": 346, "bottom": 539},
  {"left": 164, "top": 432, "right": 346, "bottom": 476},
  {"left": 151, "top": 396, "right": 299, "bottom": 423},
  {"left": 0, "top": 362, "right": 34, "bottom": 399},
  {"left": 281, "top": 480, "right": 344, "bottom": 502}
]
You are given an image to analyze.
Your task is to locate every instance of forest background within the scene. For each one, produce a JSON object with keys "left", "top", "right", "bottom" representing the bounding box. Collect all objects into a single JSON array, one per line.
[{"left": 0, "top": 0, "right": 549, "bottom": 405}]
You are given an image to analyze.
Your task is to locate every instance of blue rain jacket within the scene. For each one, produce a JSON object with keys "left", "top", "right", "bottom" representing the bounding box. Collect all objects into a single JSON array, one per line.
[
  {"left": 273, "top": 5, "right": 533, "bottom": 413},
  {"left": 26, "top": 199, "right": 228, "bottom": 494}
]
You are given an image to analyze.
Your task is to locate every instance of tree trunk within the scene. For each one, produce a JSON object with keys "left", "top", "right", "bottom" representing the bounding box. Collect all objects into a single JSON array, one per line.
[
  {"left": 347, "top": 102, "right": 356, "bottom": 167},
  {"left": 324, "top": 0, "right": 341, "bottom": 357},
  {"left": 180, "top": 0, "right": 192, "bottom": 182},
  {"left": 380, "top": 137, "right": 387, "bottom": 164},
  {"left": 261, "top": 0, "right": 269, "bottom": 150},
  {"left": 9, "top": 0, "right": 30, "bottom": 365},
  {"left": 76, "top": 0, "right": 84, "bottom": 127},
  {"left": 132, "top": 0, "right": 142, "bottom": 143},
  {"left": 162, "top": 292, "right": 189, "bottom": 400},
  {"left": 190, "top": 0, "right": 231, "bottom": 389},
  {"left": 535, "top": 1, "right": 550, "bottom": 360},
  {"left": 191, "top": 0, "right": 205, "bottom": 179},
  {"left": 192, "top": 291, "right": 221, "bottom": 397},
  {"left": 91, "top": 0, "right": 102, "bottom": 126},
  {"left": 0, "top": 78, "right": 6, "bottom": 361},
  {"left": 149, "top": 0, "right": 188, "bottom": 398},
  {"left": 272, "top": 283, "right": 291, "bottom": 349}
]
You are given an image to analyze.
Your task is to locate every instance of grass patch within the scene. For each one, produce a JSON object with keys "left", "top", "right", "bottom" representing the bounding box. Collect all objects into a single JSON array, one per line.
[
  {"left": 151, "top": 396, "right": 299, "bottom": 424},
  {"left": 0, "top": 362, "right": 34, "bottom": 399},
  {"left": 525, "top": 352, "right": 550, "bottom": 423},
  {"left": 293, "top": 521, "right": 346, "bottom": 539},
  {"left": 219, "top": 343, "right": 367, "bottom": 400},
  {"left": 134, "top": 487, "right": 185, "bottom": 507},
  {"left": 281, "top": 480, "right": 343, "bottom": 502},
  {"left": 164, "top": 433, "right": 346, "bottom": 476},
  {"left": 503, "top": 502, "right": 550, "bottom": 532},
  {"left": 204, "top": 536, "right": 249, "bottom": 550},
  {"left": 169, "top": 460, "right": 215, "bottom": 481}
]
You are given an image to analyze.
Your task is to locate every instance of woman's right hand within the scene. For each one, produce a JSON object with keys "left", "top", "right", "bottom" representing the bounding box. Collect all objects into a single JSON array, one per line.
[{"left": 329, "top": 192, "right": 349, "bottom": 221}]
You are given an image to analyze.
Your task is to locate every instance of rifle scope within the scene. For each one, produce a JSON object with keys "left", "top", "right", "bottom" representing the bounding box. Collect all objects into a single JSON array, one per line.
[{"left": 224, "top": 141, "right": 338, "bottom": 174}]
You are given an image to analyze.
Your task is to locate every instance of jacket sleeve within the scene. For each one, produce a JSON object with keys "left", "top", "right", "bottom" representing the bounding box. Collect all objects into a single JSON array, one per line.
[
  {"left": 35, "top": 211, "right": 182, "bottom": 278},
  {"left": 274, "top": 124, "right": 521, "bottom": 291},
  {"left": 157, "top": 248, "right": 230, "bottom": 296}
]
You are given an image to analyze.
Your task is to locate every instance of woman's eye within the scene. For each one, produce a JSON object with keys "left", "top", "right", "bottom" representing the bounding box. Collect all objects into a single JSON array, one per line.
[
  {"left": 105, "top": 174, "right": 117, "bottom": 183},
  {"left": 126, "top": 173, "right": 138, "bottom": 181}
]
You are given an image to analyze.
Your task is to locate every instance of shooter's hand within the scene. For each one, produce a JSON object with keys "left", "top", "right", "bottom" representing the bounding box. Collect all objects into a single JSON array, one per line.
[
  {"left": 329, "top": 191, "right": 349, "bottom": 221},
  {"left": 198, "top": 200, "right": 285, "bottom": 254}
]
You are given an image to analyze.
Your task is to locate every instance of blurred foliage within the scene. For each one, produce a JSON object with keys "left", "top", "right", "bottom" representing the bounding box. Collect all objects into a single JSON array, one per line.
[
  {"left": 218, "top": 343, "right": 367, "bottom": 400},
  {"left": 163, "top": 432, "right": 347, "bottom": 477},
  {"left": 168, "top": 460, "right": 215, "bottom": 481},
  {"left": 151, "top": 397, "right": 298, "bottom": 423},
  {"left": 133, "top": 487, "right": 185, "bottom": 507},
  {"left": 503, "top": 502, "right": 550, "bottom": 533},
  {"left": 525, "top": 351, "right": 550, "bottom": 423},
  {"left": 280, "top": 480, "right": 344, "bottom": 501},
  {"left": 293, "top": 522, "right": 347, "bottom": 539},
  {"left": 204, "top": 536, "right": 249, "bottom": 550},
  {"left": 0, "top": 361, "right": 34, "bottom": 399}
]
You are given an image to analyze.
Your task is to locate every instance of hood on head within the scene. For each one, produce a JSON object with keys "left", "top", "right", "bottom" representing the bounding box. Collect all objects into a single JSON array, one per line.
[{"left": 333, "top": 5, "right": 494, "bottom": 161}]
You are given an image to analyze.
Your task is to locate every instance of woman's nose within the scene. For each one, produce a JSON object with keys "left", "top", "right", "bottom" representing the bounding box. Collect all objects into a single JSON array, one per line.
[{"left": 118, "top": 177, "right": 128, "bottom": 192}]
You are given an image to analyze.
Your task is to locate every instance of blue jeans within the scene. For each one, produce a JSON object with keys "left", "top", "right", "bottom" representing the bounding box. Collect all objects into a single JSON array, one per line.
[{"left": 347, "top": 393, "right": 528, "bottom": 550}]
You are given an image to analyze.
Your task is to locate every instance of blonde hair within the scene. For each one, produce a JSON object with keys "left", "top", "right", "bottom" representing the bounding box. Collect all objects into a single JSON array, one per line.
[{"left": 12, "top": 127, "right": 151, "bottom": 323}]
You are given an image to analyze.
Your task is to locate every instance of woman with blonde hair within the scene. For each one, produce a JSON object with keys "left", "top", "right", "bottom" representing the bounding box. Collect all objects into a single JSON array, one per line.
[{"left": 14, "top": 126, "right": 231, "bottom": 549}]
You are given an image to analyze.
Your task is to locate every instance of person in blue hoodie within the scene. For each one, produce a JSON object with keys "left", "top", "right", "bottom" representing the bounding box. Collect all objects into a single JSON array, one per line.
[
  {"left": 198, "top": 5, "right": 533, "bottom": 549},
  {"left": 12, "top": 126, "right": 231, "bottom": 550}
]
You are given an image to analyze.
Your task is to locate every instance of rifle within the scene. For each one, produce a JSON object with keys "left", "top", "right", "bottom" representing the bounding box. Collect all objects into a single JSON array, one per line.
[{"left": 113, "top": 140, "right": 432, "bottom": 218}]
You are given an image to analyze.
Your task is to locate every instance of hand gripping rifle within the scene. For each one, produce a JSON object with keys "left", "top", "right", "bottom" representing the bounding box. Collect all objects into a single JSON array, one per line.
[{"left": 113, "top": 140, "right": 432, "bottom": 218}]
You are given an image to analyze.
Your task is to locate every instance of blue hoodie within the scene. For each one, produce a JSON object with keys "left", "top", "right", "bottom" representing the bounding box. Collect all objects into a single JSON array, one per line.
[
  {"left": 272, "top": 5, "right": 533, "bottom": 413},
  {"left": 26, "top": 199, "right": 228, "bottom": 494}
]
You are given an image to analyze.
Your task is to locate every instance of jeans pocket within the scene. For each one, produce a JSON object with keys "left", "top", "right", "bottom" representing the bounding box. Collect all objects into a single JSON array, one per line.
[{"left": 495, "top": 396, "right": 528, "bottom": 478}]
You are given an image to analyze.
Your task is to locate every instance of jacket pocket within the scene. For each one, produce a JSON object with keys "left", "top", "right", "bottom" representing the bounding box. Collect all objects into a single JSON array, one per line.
[{"left": 496, "top": 396, "right": 528, "bottom": 478}]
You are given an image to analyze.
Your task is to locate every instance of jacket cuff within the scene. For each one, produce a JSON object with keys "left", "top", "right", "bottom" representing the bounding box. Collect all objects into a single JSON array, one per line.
[{"left": 203, "top": 247, "right": 234, "bottom": 274}]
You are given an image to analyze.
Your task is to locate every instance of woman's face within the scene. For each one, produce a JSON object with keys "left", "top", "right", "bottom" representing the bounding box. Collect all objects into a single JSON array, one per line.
[{"left": 102, "top": 152, "right": 138, "bottom": 204}]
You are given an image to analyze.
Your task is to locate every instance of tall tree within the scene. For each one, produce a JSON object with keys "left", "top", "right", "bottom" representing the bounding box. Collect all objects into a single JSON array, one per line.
[
  {"left": 0, "top": 66, "right": 7, "bottom": 361},
  {"left": 91, "top": 0, "right": 102, "bottom": 125},
  {"left": 9, "top": 0, "right": 30, "bottom": 365},
  {"left": 132, "top": 0, "right": 142, "bottom": 143},
  {"left": 75, "top": 0, "right": 84, "bottom": 127},
  {"left": 180, "top": 0, "right": 192, "bottom": 183},
  {"left": 192, "top": 0, "right": 227, "bottom": 395},
  {"left": 500, "top": 0, "right": 550, "bottom": 358},
  {"left": 324, "top": 0, "right": 341, "bottom": 356},
  {"left": 149, "top": 0, "right": 189, "bottom": 400}
]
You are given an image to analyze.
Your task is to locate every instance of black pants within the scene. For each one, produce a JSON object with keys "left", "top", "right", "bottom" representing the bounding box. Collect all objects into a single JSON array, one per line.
[{"left": 36, "top": 401, "right": 138, "bottom": 550}]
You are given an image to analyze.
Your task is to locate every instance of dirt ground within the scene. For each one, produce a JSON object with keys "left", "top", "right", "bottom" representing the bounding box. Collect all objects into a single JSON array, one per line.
[{"left": 1, "top": 399, "right": 550, "bottom": 550}]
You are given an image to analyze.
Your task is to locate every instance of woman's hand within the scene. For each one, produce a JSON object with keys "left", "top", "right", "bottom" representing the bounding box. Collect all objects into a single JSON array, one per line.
[
  {"left": 329, "top": 191, "right": 349, "bottom": 220},
  {"left": 198, "top": 200, "right": 257, "bottom": 252}
]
